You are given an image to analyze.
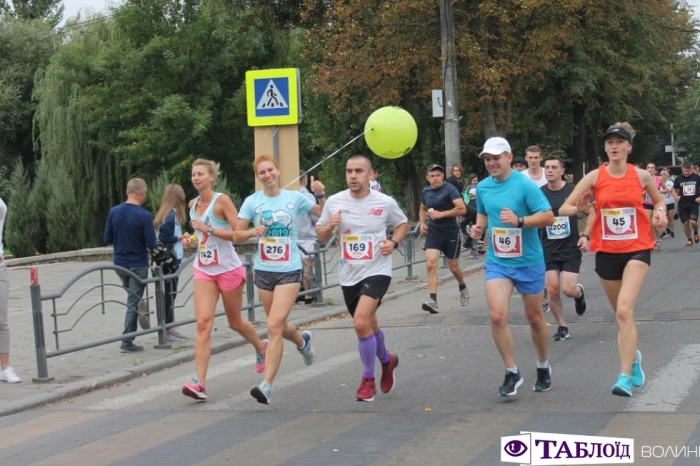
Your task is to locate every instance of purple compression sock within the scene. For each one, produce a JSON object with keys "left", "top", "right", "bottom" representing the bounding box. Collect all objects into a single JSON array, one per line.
[
  {"left": 375, "top": 329, "right": 389, "bottom": 365},
  {"left": 358, "top": 334, "right": 377, "bottom": 379}
]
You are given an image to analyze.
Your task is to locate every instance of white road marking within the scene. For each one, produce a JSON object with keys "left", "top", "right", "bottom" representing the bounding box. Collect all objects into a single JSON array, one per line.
[
  {"left": 626, "top": 344, "right": 700, "bottom": 412},
  {"left": 203, "top": 352, "right": 357, "bottom": 410},
  {"left": 86, "top": 354, "right": 256, "bottom": 410}
]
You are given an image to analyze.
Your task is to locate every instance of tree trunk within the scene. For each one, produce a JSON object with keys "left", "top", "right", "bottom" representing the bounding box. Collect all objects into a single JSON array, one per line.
[
  {"left": 440, "top": 0, "right": 461, "bottom": 171},
  {"left": 404, "top": 168, "right": 423, "bottom": 222},
  {"left": 572, "top": 102, "right": 587, "bottom": 182}
]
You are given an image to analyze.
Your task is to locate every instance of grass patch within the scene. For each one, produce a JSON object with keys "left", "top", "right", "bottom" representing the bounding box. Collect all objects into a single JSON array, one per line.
[{"left": 2, "top": 248, "right": 10, "bottom": 256}]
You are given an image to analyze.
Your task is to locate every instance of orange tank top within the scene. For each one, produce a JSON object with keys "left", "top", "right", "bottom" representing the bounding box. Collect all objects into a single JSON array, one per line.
[{"left": 589, "top": 163, "right": 654, "bottom": 253}]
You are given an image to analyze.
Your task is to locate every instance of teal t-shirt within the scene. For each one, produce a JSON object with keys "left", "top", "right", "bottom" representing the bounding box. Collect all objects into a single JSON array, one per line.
[
  {"left": 476, "top": 170, "right": 551, "bottom": 267},
  {"left": 238, "top": 189, "right": 315, "bottom": 272}
]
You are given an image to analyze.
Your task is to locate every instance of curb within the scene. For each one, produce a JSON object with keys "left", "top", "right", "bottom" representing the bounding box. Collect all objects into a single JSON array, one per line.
[{"left": 0, "top": 260, "right": 484, "bottom": 417}]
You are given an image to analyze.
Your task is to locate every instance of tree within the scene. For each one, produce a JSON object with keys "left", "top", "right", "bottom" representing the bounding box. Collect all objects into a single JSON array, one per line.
[
  {"left": 45, "top": 161, "right": 82, "bottom": 252},
  {"left": 4, "top": 159, "right": 37, "bottom": 257},
  {"left": 5, "top": 0, "right": 63, "bottom": 26}
]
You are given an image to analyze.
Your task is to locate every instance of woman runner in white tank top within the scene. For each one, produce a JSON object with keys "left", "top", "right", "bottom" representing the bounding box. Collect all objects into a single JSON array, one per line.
[{"left": 181, "top": 159, "right": 268, "bottom": 402}]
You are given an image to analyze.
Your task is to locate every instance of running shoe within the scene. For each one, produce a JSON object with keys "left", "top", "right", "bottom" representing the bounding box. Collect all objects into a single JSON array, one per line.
[
  {"left": 256, "top": 339, "right": 269, "bottom": 373},
  {"left": 660, "top": 230, "right": 669, "bottom": 240},
  {"left": 574, "top": 284, "right": 586, "bottom": 315},
  {"left": 250, "top": 381, "right": 272, "bottom": 405},
  {"left": 499, "top": 370, "right": 523, "bottom": 396},
  {"left": 611, "top": 373, "right": 633, "bottom": 397},
  {"left": 687, "top": 238, "right": 694, "bottom": 247},
  {"left": 653, "top": 240, "right": 662, "bottom": 251},
  {"left": 421, "top": 299, "right": 439, "bottom": 314},
  {"left": 459, "top": 285, "right": 470, "bottom": 306},
  {"left": 380, "top": 353, "right": 399, "bottom": 393},
  {"left": 552, "top": 326, "right": 569, "bottom": 341},
  {"left": 182, "top": 379, "right": 207, "bottom": 401},
  {"left": 695, "top": 232, "right": 699, "bottom": 244},
  {"left": 356, "top": 377, "right": 376, "bottom": 402},
  {"left": 298, "top": 331, "right": 315, "bottom": 365},
  {"left": 0, "top": 366, "right": 21, "bottom": 383},
  {"left": 533, "top": 366, "right": 552, "bottom": 392},
  {"left": 670, "top": 230, "right": 675, "bottom": 238},
  {"left": 631, "top": 349, "right": 645, "bottom": 388}
]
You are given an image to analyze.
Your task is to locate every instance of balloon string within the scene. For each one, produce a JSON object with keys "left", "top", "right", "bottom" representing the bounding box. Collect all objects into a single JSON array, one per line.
[{"left": 282, "top": 129, "right": 371, "bottom": 189}]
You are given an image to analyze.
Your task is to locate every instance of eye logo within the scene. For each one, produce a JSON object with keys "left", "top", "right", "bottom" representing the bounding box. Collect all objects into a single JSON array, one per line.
[{"left": 503, "top": 440, "right": 528, "bottom": 457}]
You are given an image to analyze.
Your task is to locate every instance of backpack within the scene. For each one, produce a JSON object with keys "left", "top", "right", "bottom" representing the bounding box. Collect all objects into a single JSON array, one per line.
[{"left": 151, "top": 242, "right": 176, "bottom": 267}]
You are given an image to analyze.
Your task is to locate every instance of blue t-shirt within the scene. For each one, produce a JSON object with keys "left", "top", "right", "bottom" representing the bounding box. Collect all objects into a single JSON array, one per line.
[
  {"left": 104, "top": 203, "right": 157, "bottom": 269},
  {"left": 238, "top": 189, "right": 315, "bottom": 272},
  {"left": 476, "top": 170, "right": 551, "bottom": 267}
]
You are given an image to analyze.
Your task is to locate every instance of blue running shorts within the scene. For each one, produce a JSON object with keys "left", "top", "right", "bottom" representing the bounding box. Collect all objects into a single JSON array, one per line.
[{"left": 484, "top": 262, "right": 545, "bottom": 295}]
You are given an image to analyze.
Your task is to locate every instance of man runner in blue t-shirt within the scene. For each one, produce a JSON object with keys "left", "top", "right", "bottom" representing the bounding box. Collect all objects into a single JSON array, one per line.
[
  {"left": 419, "top": 164, "right": 469, "bottom": 313},
  {"left": 470, "top": 137, "right": 555, "bottom": 396}
]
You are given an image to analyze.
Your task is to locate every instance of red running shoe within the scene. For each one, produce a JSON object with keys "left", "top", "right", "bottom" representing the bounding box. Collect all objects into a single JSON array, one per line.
[
  {"left": 380, "top": 353, "right": 399, "bottom": 393},
  {"left": 356, "top": 377, "right": 376, "bottom": 402}
]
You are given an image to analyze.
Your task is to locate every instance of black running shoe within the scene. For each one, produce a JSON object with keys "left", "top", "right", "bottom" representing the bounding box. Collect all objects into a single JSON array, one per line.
[
  {"left": 499, "top": 370, "right": 523, "bottom": 396},
  {"left": 574, "top": 284, "right": 586, "bottom": 315},
  {"left": 534, "top": 366, "right": 552, "bottom": 392},
  {"left": 552, "top": 326, "right": 569, "bottom": 341}
]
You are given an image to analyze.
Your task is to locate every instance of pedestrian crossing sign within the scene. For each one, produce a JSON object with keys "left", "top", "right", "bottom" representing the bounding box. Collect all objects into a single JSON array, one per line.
[{"left": 246, "top": 68, "right": 301, "bottom": 126}]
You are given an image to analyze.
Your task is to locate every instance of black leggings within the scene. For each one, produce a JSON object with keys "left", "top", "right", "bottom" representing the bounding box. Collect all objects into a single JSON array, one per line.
[{"left": 162, "top": 263, "right": 180, "bottom": 325}]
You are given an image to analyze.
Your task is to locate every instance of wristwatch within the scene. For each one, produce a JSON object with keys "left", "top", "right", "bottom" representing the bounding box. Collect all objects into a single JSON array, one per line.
[
  {"left": 387, "top": 237, "right": 399, "bottom": 249},
  {"left": 207, "top": 225, "right": 214, "bottom": 235},
  {"left": 517, "top": 216, "right": 525, "bottom": 228},
  {"left": 580, "top": 234, "right": 590, "bottom": 240}
]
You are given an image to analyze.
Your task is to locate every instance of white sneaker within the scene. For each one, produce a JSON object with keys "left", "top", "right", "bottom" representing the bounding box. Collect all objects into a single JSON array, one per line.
[{"left": 0, "top": 366, "right": 21, "bottom": 383}]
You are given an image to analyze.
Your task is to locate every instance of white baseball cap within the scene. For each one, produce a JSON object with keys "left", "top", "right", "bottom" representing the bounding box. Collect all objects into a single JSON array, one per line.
[{"left": 479, "top": 137, "right": 512, "bottom": 157}]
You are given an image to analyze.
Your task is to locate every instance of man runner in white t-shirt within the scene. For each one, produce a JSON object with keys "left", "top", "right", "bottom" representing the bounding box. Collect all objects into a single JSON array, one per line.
[
  {"left": 317, "top": 155, "right": 408, "bottom": 402},
  {"left": 525, "top": 145, "right": 547, "bottom": 188}
]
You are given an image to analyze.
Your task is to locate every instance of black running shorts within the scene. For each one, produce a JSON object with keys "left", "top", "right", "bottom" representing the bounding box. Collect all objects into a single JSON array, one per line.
[
  {"left": 595, "top": 250, "right": 651, "bottom": 281},
  {"left": 341, "top": 275, "right": 392, "bottom": 317}
]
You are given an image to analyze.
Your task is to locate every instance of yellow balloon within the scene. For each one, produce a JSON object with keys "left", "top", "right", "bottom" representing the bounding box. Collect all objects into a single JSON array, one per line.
[{"left": 364, "top": 106, "right": 418, "bottom": 159}]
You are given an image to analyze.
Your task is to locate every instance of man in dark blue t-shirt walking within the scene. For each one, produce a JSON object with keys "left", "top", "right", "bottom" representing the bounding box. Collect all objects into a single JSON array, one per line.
[
  {"left": 419, "top": 164, "right": 469, "bottom": 313},
  {"left": 104, "top": 178, "right": 157, "bottom": 352}
]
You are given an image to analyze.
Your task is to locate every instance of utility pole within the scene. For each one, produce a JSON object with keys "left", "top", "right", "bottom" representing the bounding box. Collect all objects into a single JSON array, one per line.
[
  {"left": 671, "top": 124, "right": 676, "bottom": 166},
  {"left": 440, "top": 0, "right": 461, "bottom": 171}
]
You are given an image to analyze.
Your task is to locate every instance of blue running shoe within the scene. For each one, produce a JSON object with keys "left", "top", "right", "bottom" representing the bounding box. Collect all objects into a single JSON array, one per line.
[
  {"left": 631, "top": 349, "right": 645, "bottom": 388},
  {"left": 611, "top": 373, "right": 633, "bottom": 397},
  {"left": 499, "top": 370, "right": 523, "bottom": 396},
  {"left": 298, "top": 330, "right": 315, "bottom": 365},
  {"left": 251, "top": 380, "right": 272, "bottom": 405},
  {"left": 533, "top": 365, "right": 552, "bottom": 392}
]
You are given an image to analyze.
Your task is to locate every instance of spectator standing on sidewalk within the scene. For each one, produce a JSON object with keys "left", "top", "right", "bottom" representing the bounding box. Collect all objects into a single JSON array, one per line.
[
  {"left": 0, "top": 197, "right": 20, "bottom": 383},
  {"left": 154, "top": 184, "right": 191, "bottom": 344},
  {"left": 297, "top": 171, "right": 320, "bottom": 305},
  {"left": 104, "top": 178, "right": 157, "bottom": 353}
]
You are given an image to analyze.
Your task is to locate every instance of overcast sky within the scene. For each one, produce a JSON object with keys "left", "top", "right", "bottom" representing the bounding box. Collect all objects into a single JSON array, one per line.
[{"left": 62, "top": 0, "right": 700, "bottom": 25}]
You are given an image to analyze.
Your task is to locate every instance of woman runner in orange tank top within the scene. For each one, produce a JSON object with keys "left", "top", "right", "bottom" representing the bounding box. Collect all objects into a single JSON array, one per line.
[{"left": 560, "top": 122, "right": 667, "bottom": 398}]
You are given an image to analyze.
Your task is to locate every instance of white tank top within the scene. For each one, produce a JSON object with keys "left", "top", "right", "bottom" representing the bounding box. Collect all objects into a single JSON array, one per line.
[{"left": 189, "top": 193, "right": 242, "bottom": 275}]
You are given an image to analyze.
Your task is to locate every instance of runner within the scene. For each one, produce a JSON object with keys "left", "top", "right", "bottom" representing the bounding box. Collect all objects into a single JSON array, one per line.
[
  {"left": 470, "top": 137, "right": 555, "bottom": 396},
  {"left": 182, "top": 159, "right": 268, "bottom": 401},
  {"left": 560, "top": 122, "right": 666, "bottom": 396},
  {"left": 525, "top": 145, "right": 548, "bottom": 188},
  {"left": 659, "top": 169, "right": 676, "bottom": 239},
  {"left": 511, "top": 156, "right": 527, "bottom": 173},
  {"left": 369, "top": 169, "right": 382, "bottom": 193},
  {"left": 540, "top": 156, "right": 594, "bottom": 342},
  {"left": 297, "top": 171, "right": 320, "bottom": 305},
  {"left": 419, "top": 164, "right": 469, "bottom": 313},
  {"left": 672, "top": 160, "right": 700, "bottom": 247},
  {"left": 236, "top": 154, "right": 325, "bottom": 405},
  {"left": 643, "top": 162, "right": 663, "bottom": 250},
  {"left": 316, "top": 155, "right": 407, "bottom": 402}
]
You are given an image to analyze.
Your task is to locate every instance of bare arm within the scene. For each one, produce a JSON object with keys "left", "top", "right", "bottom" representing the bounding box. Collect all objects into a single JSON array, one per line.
[
  {"left": 583, "top": 207, "right": 596, "bottom": 236},
  {"left": 310, "top": 196, "right": 326, "bottom": 217},
  {"left": 560, "top": 171, "right": 599, "bottom": 217},
  {"left": 316, "top": 222, "right": 334, "bottom": 244},
  {"left": 523, "top": 210, "right": 555, "bottom": 228},
  {"left": 637, "top": 169, "right": 665, "bottom": 209},
  {"left": 391, "top": 222, "right": 408, "bottom": 243}
]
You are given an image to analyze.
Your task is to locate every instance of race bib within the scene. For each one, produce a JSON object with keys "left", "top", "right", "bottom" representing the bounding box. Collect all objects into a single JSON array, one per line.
[
  {"left": 492, "top": 228, "right": 522, "bottom": 258},
  {"left": 198, "top": 237, "right": 220, "bottom": 267},
  {"left": 546, "top": 216, "right": 571, "bottom": 240},
  {"left": 683, "top": 184, "right": 696, "bottom": 196},
  {"left": 259, "top": 237, "right": 291, "bottom": 266},
  {"left": 601, "top": 208, "right": 638, "bottom": 240},
  {"left": 341, "top": 235, "right": 374, "bottom": 263}
]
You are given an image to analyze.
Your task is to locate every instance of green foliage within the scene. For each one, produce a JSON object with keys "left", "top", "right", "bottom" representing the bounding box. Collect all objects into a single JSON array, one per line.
[
  {"left": 28, "top": 157, "right": 50, "bottom": 253},
  {"left": 5, "top": 0, "right": 63, "bottom": 26},
  {"left": 145, "top": 170, "right": 175, "bottom": 215},
  {"left": 4, "top": 159, "right": 36, "bottom": 257},
  {"left": 215, "top": 173, "right": 241, "bottom": 209},
  {"left": 45, "top": 162, "right": 82, "bottom": 253}
]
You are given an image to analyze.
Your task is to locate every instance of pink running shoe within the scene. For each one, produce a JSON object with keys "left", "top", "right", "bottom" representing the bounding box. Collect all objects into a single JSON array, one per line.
[
  {"left": 256, "top": 339, "right": 269, "bottom": 373},
  {"left": 182, "top": 379, "right": 207, "bottom": 401}
]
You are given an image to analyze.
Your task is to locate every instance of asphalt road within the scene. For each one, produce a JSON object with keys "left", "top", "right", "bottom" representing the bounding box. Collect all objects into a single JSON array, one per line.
[{"left": 4, "top": 234, "right": 700, "bottom": 465}]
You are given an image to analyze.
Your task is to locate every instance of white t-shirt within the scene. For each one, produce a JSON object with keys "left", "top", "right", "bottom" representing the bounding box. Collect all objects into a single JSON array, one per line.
[
  {"left": 664, "top": 180, "right": 675, "bottom": 205},
  {"left": 317, "top": 190, "right": 407, "bottom": 286},
  {"left": 527, "top": 169, "right": 547, "bottom": 188},
  {"left": 0, "top": 198, "right": 6, "bottom": 255}
]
